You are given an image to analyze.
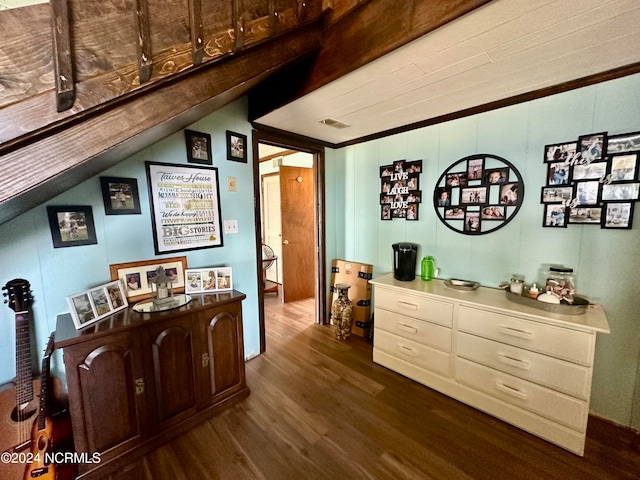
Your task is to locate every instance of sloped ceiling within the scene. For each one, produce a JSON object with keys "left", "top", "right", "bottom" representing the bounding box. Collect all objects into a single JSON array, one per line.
[{"left": 254, "top": 0, "right": 640, "bottom": 145}]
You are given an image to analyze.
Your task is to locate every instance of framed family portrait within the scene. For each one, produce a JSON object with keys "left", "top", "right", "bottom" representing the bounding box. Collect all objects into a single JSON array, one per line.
[
  {"left": 543, "top": 204, "right": 567, "bottom": 228},
  {"left": 602, "top": 202, "right": 634, "bottom": 229},
  {"left": 226, "top": 130, "right": 247, "bottom": 162},
  {"left": 185, "top": 267, "right": 233, "bottom": 294},
  {"left": 185, "top": 129, "right": 213, "bottom": 165},
  {"left": 100, "top": 176, "right": 141, "bottom": 215},
  {"left": 67, "top": 280, "right": 128, "bottom": 330},
  {"left": 47, "top": 205, "right": 97, "bottom": 248},
  {"left": 110, "top": 256, "right": 187, "bottom": 302}
]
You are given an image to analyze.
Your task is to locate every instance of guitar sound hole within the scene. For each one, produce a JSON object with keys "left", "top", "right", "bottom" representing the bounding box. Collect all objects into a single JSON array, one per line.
[{"left": 10, "top": 403, "right": 37, "bottom": 423}]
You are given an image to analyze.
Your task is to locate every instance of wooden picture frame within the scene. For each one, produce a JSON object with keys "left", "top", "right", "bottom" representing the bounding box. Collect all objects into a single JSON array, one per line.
[
  {"left": 185, "top": 129, "right": 213, "bottom": 165},
  {"left": 100, "top": 176, "right": 141, "bottom": 215},
  {"left": 185, "top": 267, "right": 233, "bottom": 294},
  {"left": 226, "top": 130, "right": 247, "bottom": 163},
  {"left": 67, "top": 280, "right": 128, "bottom": 330},
  {"left": 47, "top": 205, "right": 97, "bottom": 248},
  {"left": 110, "top": 256, "right": 187, "bottom": 302},
  {"left": 146, "top": 162, "right": 223, "bottom": 254}
]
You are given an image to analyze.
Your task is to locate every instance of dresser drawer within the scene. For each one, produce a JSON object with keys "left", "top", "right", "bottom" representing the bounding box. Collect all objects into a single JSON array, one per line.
[
  {"left": 375, "top": 288, "right": 453, "bottom": 327},
  {"left": 456, "top": 358, "right": 588, "bottom": 432},
  {"left": 458, "top": 306, "right": 594, "bottom": 366},
  {"left": 375, "top": 308, "right": 452, "bottom": 352},
  {"left": 457, "top": 332, "right": 591, "bottom": 399},
  {"left": 374, "top": 329, "right": 451, "bottom": 377}
]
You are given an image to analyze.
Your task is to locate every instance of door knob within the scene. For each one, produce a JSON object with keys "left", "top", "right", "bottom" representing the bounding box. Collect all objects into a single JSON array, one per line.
[{"left": 283, "top": 240, "right": 289, "bottom": 245}]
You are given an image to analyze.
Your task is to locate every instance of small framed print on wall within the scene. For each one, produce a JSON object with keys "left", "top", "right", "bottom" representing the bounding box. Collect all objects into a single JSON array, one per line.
[
  {"left": 226, "top": 130, "right": 247, "bottom": 163},
  {"left": 100, "top": 176, "right": 141, "bottom": 215},
  {"left": 47, "top": 205, "right": 97, "bottom": 248},
  {"left": 185, "top": 129, "right": 213, "bottom": 165}
]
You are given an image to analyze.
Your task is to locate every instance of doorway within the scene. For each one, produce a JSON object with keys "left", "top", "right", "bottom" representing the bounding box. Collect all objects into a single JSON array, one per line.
[{"left": 251, "top": 130, "right": 327, "bottom": 355}]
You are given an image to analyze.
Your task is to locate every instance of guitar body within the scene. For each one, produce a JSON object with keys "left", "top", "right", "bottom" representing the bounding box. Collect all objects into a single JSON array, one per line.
[
  {"left": 0, "top": 379, "right": 41, "bottom": 451},
  {"left": 23, "top": 416, "right": 56, "bottom": 480}
]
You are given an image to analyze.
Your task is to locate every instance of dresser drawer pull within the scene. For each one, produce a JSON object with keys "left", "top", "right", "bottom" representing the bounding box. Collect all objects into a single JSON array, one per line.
[
  {"left": 397, "top": 344, "right": 417, "bottom": 356},
  {"left": 498, "top": 325, "right": 533, "bottom": 340},
  {"left": 397, "top": 300, "right": 419, "bottom": 310},
  {"left": 397, "top": 323, "right": 418, "bottom": 334},
  {"left": 497, "top": 353, "right": 530, "bottom": 370},
  {"left": 494, "top": 381, "right": 527, "bottom": 401}
]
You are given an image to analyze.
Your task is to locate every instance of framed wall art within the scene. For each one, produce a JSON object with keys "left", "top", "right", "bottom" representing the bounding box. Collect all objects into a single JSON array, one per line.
[
  {"left": 100, "top": 176, "right": 141, "bottom": 215},
  {"left": 110, "top": 256, "right": 187, "bottom": 302},
  {"left": 433, "top": 154, "right": 524, "bottom": 235},
  {"left": 146, "top": 162, "right": 223, "bottom": 254},
  {"left": 226, "top": 130, "right": 247, "bottom": 163},
  {"left": 379, "top": 159, "right": 422, "bottom": 220},
  {"left": 185, "top": 267, "right": 233, "bottom": 294},
  {"left": 185, "top": 129, "right": 213, "bottom": 165},
  {"left": 47, "top": 205, "right": 97, "bottom": 248},
  {"left": 67, "top": 280, "right": 128, "bottom": 330}
]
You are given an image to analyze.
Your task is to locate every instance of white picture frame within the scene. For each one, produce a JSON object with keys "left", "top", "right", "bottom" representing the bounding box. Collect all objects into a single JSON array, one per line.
[
  {"left": 185, "top": 267, "right": 233, "bottom": 294},
  {"left": 67, "top": 280, "right": 128, "bottom": 330}
]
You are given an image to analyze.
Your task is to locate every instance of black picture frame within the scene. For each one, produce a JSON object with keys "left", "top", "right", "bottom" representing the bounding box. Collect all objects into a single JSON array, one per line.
[
  {"left": 606, "top": 131, "right": 640, "bottom": 155},
  {"left": 541, "top": 186, "right": 573, "bottom": 203},
  {"left": 100, "top": 176, "right": 141, "bottom": 215},
  {"left": 543, "top": 141, "right": 577, "bottom": 163},
  {"left": 577, "top": 132, "right": 607, "bottom": 163},
  {"left": 226, "top": 130, "right": 247, "bottom": 163},
  {"left": 47, "top": 205, "right": 97, "bottom": 248},
  {"left": 574, "top": 180, "right": 601, "bottom": 206},
  {"left": 608, "top": 153, "right": 639, "bottom": 182},
  {"left": 185, "top": 129, "right": 213, "bottom": 165},
  {"left": 601, "top": 182, "right": 640, "bottom": 202},
  {"left": 543, "top": 204, "right": 567, "bottom": 228},
  {"left": 460, "top": 186, "right": 488, "bottom": 205},
  {"left": 602, "top": 202, "right": 634, "bottom": 229},
  {"left": 568, "top": 207, "right": 602, "bottom": 225}
]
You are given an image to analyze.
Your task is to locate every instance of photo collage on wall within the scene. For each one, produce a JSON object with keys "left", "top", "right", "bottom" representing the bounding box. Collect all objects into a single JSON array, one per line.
[
  {"left": 432, "top": 154, "right": 524, "bottom": 235},
  {"left": 541, "top": 130, "right": 640, "bottom": 229},
  {"left": 380, "top": 159, "right": 422, "bottom": 220}
]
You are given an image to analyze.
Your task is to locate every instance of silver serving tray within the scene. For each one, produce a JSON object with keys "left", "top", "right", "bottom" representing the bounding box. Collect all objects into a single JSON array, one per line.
[
  {"left": 444, "top": 279, "right": 480, "bottom": 291},
  {"left": 505, "top": 289, "right": 588, "bottom": 315}
]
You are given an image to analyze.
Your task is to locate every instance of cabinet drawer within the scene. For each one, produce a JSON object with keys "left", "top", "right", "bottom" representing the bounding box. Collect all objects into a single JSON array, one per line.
[
  {"left": 458, "top": 306, "right": 594, "bottom": 365},
  {"left": 375, "top": 288, "right": 453, "bottom": 327},
  {"left": 374, "top": 329, "right": 451, "bottom": 377},
  {"left": 457, "top": 332, "right": 591, "bottom": 399},
  {"left": 456, "top": 358, "right": 588, "bottom": 432},
  {"left": 375, "top": 308, "right": 451, "bottom": 352}
]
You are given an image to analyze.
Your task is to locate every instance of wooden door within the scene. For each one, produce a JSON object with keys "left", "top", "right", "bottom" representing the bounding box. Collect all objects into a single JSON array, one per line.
[{"left": 279, "top": 165, "right": 315, "bottom": 302}]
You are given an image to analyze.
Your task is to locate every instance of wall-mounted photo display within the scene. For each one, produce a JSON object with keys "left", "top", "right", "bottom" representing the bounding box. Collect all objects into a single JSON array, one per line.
[
  {"left": 185, "top": 267, "right": 233, "bottom": 294},
  {"left": 110, "top": 256, "right": 187, "bottom": 302},
  {"left": 66, "top": 280, "right": 128, "bottom": 330},
  {"left": 379, "top": 159, "right": 422, "bottom": 221},
  {"left": 433, "top": 154, "right": 525, "bottom": 235},
  {"left": 226, "top": 130, "right": 247, "bottom": 163},
  {"left": 541, "top": 130, "right": 640, "bottom": 229},
  {"left": 47, "top": 205, "right": 97, "bottom": 248},
  {"left": 100, "top": 176, "right": 141, "bottom": 215},
  {"left": 185, "top": 129, "right": 213, "bottom": 165}
]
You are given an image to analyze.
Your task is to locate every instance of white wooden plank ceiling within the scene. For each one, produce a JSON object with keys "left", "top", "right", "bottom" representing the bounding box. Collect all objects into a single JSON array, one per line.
[{"left": 254, "top": 0, "right": 640, "bottom": 144}]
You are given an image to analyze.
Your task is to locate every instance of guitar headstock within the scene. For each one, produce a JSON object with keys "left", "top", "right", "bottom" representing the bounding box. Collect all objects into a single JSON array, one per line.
[
  {"left": 44, "top": 332, "right": 55, "bottom": 359},
  {"left": 2, "top": 278, "right": 32, "bottom": 313}
]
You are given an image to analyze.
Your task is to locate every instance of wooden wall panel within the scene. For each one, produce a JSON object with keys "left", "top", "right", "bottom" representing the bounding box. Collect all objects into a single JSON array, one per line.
[
  {"left": 242, "top": 0, "right": 271, "bottom": 46},
  {"left": 148, "top": 0, "right": 190, "bottom": 51},
  {"left": 274, "top": 0, "right": 298, "bottom": 33},
  {"left": 0, "top": 4, "right": 53, "bottom": 110},
  {"left": 201, "top": 0, "right": 235, "bottom": 60}
]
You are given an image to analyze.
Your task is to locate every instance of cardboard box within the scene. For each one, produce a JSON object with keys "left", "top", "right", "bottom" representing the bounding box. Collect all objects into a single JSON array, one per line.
[{"left": 329, "top": 259, "right": 373, "bottom": 337}]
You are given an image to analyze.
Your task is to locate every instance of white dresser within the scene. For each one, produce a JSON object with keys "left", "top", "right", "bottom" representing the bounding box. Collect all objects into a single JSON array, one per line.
[{"left": 370, "top": 273, "right": 610, "bottom": 455}]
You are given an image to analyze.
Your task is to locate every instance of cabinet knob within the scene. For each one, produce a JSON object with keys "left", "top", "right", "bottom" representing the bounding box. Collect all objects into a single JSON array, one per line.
[
  {"left": 202, "top": 353, "right": 209, "bottom": 368},
  {"left": 135, "top": 378, "right": 145, "bottom": 395}
]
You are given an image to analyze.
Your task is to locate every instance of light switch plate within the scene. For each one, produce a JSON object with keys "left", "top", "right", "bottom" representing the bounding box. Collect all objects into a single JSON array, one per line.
[
  {"left": 224, "top": 220, "right": 238, "bottom": 234},
  {"left": 227, "top": 176, "right": 237, "bottom": 192}
]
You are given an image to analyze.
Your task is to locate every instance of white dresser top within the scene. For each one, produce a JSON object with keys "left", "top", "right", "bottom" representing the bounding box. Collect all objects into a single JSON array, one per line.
[{"left": 370, "top": 273, "right": 610, "bottom": 334}]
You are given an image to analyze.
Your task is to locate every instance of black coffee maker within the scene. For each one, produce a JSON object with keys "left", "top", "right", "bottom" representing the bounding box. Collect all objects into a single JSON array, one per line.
[{"left": 392, "top": 242, "right": 418, "bottom": 281}]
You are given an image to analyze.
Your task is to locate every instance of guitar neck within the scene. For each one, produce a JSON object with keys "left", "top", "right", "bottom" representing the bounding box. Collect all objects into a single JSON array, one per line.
[{"left": 15, "top": 311, "right": 34, "bottom": 405}]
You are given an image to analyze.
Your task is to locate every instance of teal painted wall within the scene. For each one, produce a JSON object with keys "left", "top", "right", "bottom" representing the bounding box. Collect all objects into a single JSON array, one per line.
[
  {"left": 0, "top": 98, "right": 260, "bottom": 384},
  {"left": 327, "top": 74, "right": 640, "bottom": 428}
]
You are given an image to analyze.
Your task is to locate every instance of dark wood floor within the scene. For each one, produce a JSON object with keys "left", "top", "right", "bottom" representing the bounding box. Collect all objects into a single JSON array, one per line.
[{"left": 107, "top": 296, "right": 640, "bottom": 480}]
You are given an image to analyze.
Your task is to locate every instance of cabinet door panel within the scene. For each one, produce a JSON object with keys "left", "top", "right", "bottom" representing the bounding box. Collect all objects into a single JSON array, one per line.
[{"left": 148, "top": 321, "right": 197, "bottom": 427}]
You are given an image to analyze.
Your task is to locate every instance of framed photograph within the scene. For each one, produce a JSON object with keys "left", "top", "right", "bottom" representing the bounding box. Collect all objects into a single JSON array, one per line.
[
  {"left": 146, "top": 162, "right": 223, "bottom": 254},
  {"left": 569, "top": 207, "right": 602, "bottom": 225},
  {"left": 547, "top": 162, "right": 570, "bottom": 185},
  {"left": 606, "top": 131, "right": 640, "bottom": 154},
  {"left": 110, "top": 256, "right": 187, "bottom": 302},
  {"left": 499, "top": 183, "right": 520, "bottom": 205},
  {"left": 406, "top": 203, "right": 419, "bottom": 221},
  {"left": 602, "top": 202, "right": 634, "bottom": 229},
  {"left": 574, "top": 180, "right": 600, "bottom": 205},
  {"left": 541, "top": 186, "right": 573, "bottom": 203},
  {"left": 436, "top": 187, "right": 451, "bottom": 206},
  {"left": 185, "top": 129, "right": 213, "bottom": 165},
  {"left": 467, "top": 158, "right": 484, "bottom": 181},
  {"left": 544, "top": 141, "right": 577, "bottom": 163},
  {"left": 444, "top": 207, "right": 465, "bottom": 220},
  {"left": 481, "top": 205, "right": 505, "bottom": 220},
  {"left": 47, "top": 205, "right": 97, "bottom": 248},
  {"left": 608, "top": 154, "right": 638, "bottom": 181},
  {"left": 100, "top": 176, "right": 141, "bottom": 215},
  {"left": 446, "top": 172, "right": 467, "bottom": 188},
  {"left": 381, "top": 204, "right": 392, "bottom": 220},
  {"left": 226, "top": 130, "right": 247, "bottom": 163},
  {"left": 463, "top": 211, "right": 480, "bottom": 233},
  {"left": 577, "top": 132, "right": 606, "bottom": 163},
  {"left": 543, "top": 204, "right": 567, "bottom": 228},
  {"left": 570, "top": 161, "right": 607, "bottom": 181},
  {"left": 67, "top": 280, "right": 128, "bottom": 330},
  {"left": 460, "top": 186, "right": 487, "bottom": 204},
  {"left": 601, "top": 182, "right": 640, "bottom": 201},
  {"left": 185, "top": 267, "right": 234, "bottom": 294},
  {"left": 484, "top": 168, "right": 508, "bottom": 185}
]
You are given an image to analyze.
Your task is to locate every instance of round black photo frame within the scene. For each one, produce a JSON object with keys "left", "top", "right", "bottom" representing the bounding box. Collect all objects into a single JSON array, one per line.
[{"left": 433, "top": 154, "right": 525, "bottom": 235}]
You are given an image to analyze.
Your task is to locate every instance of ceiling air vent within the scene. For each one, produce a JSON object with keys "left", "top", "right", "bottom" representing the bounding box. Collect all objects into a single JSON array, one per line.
[{"left": 319, "top": 118, "right": 350, "bottom": 129}]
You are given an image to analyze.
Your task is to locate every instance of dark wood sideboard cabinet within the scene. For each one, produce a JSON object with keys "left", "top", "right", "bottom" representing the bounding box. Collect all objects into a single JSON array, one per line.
[{"left": 54, "top": 290, "right": 249, "bottom": 479}]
